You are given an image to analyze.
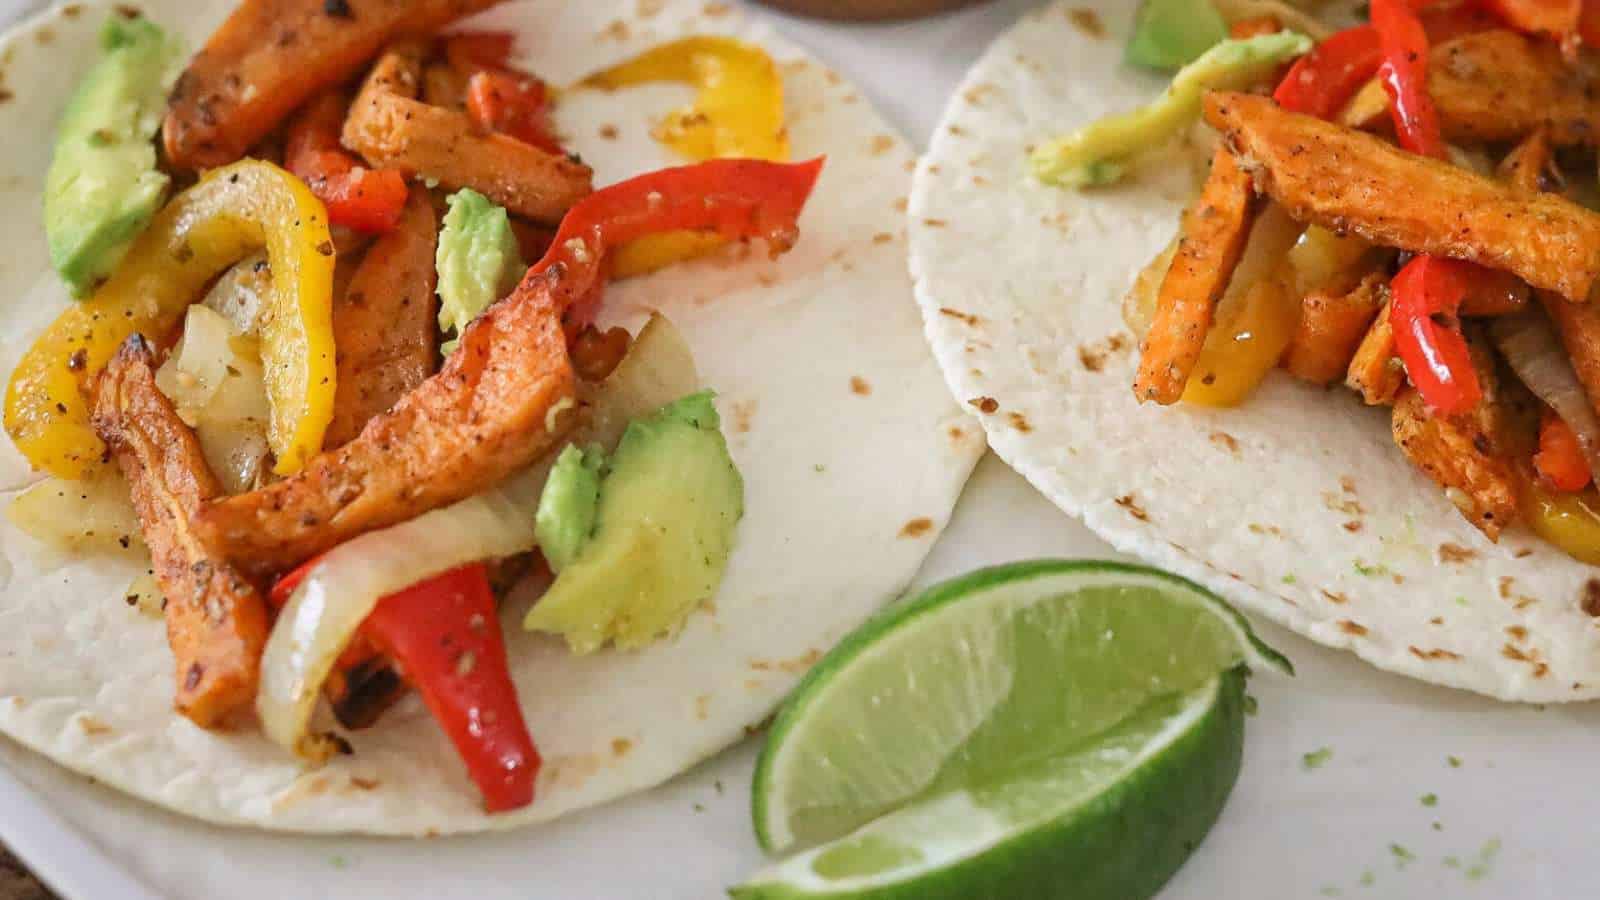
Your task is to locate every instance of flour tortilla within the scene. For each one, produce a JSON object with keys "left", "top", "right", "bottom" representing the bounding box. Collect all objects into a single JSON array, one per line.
[
  {"left": 0, "top": 0, "right": 981, "bottom": 834},
  {"left": 911, "top": 0, "right": 1600, "bottom": 703}
]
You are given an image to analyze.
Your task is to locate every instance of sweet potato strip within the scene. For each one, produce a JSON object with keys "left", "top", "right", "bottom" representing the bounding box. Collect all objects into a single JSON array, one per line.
[
  {"left": 1347, "top": 298, "right": 1405, "bottom": 406},
  {"left": 1205, "top": 92, "right": 1600, "bottom": 304},
  {"left": 1342, "top": 31, "right": 1600, "bottom": 147},
  {"left": 91, "top": 337, "right": 270, "bottom": 727},
  {"left": 196, "top": 272, "right": 576, "bottom": 577},
  {"left": 164, "top": 0, "right": 504, "bottom": 171},
  {"left": 1391, "top": 335, "right": 1521, "bottom": 539},
  {"left": 343, "top": 44, "right": 592, "bottom": 224},
  {"left": 1286, "top": 269, "right": 1388, "bottom": 386},
  {"left": 325, "top": 187, "right": 440, "bottom": 448},
  {"left": 1133, "top": 149, "right": 1258, "bottom": 405}
]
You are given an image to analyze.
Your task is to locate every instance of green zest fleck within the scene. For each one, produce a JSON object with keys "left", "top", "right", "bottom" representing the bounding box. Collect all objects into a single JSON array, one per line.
[
  {"left": 1421, "top": 793, "right": 1438, "bottom": 807},
  {"left": 1389, "top": 844, "right": 1416, "bottom": 869},
  {"left": 1455, "top": 596, "right": 1470, "bottom": 607},
  {"left": 1029, "top": 31, "right": 1313, "bottom": 189},
  {"left": 1465, "top": 838, "right": 1502, "bottom": 881},
  {"left": 1359, "top": 870, "right": 1376, "bottom": 887},
  {"left": 1281, "top": 574, "right": 1298, "bottom": 585},
  {"left": 1319, "top": 888, "right": 1342, "bottom": 898},
  {"left": 330, "top": 856, "right": 348, "bottom": 869},
  {"left": 1353, "top": 560, "right": 1390, "bottom": 578},
  {"left": 1444, "top": 856, "right": 1462, "bottom": 870},
  {"left": 1302, "top": 747, "right": 1333, "bottom": 770},
  {"left": 1448, "top": 755, "right": 1463, "bottom": 768}
]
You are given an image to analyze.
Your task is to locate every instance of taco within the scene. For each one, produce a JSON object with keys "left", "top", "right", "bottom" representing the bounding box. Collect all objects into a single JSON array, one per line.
[
  {"left": 911, "top": 0, "right": 1600, "bottom": 702},
  {"left": 0, "top": 0, "right": 981, "bottom": 833}
]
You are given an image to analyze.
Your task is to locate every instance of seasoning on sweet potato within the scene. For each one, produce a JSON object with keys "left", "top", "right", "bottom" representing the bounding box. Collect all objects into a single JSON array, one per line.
[
  {"left": 1342, "top": 31, "right": 1600, "bottom": 147},
  {"left": 91, "top": 336, "right": 270, "bottom": 728},
  {"left": 1346, "top": 297, "right": 1405, "bottom": 406},
  {"left": 342, "top": 44, "right": 592, "bottom": 225},
  {"left": 1133, "top": 148, "right": 1258, "bottom": 405},
  {"left": 1206, "top": 91, "right": 1600, "bottom": 304},
  {"left": 164, "top": 0, "right": 506, "bottom": 171}
]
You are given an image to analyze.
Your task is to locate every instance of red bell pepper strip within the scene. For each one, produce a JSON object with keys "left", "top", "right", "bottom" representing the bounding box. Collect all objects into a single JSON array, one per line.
[
  {"left": 1582, "top": 0, "right": 1600, "bottom": 45},
  {"left": 443, "top": 30, "right": 566, "bottom": 155},
  {"left": 526, "top": 157, "right": 825, "bottom": 330},
  {"left": 271, "top": 561, "right": 539, "bottom": 813},
  {"left": 1535, "top": 409, "right": 1594, "bottom": 491},
  {"left": 1371, "top": 0, "right": 1447, "bottom": 158},
  {"left": 285, "top": 94, "right": 409, "bottom": 234},
  {"left": 1388, "top": 256, "right": 1483, "bottom": 414}
]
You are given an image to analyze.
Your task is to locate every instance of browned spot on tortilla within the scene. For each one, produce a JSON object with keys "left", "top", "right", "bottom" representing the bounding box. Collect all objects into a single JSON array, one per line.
[
  {"left": 637, "top": 0, "right": 665, "bottom": 16},
  {"left": 963, "top": 83, "right": 996, "bottom": 105},
  {"left": 62, "top": 3, "right": 83, "bottom": 16},
  {"left": 76, "top": 715, "right": 112, "bottom": 736},
  {"left": 1210, "top": 432, "right": 1240, "bottom": 454},
  {"left": 894, "top": 197, "right": 908, "bottom": 213},
  {"left": 1506, "top": 625, "right": 1529, "bottom": 642},
  {"left": 730, "top": 399, "right": 756, "bottom": 434},
  {"left": 1321, "top": 590, "right": 1349, "bottom": 605},
  {"left": 1499, "top": 576, "right": 1538, "bottom": 610},
  {"left": 1115, "top": 495, "right": 1149, "bottom": 522},
  {"left": 1438, "top": 543, "right": 1478, "bottom": 564},
  {"left": 900, "top": 517, "right": 934, "bottom": 538},
  {"left": 695, "top": 694, "right": 711, "bottom": 721},
  {"left": 1247, "top": 523, "right": 1281, "bottom": 536},
  {"left": 1513, "top": 547, "right": 1535, "bottom": 559},
  {"left": 872, "top": 232, "right": 894, "bottom": 244},
  {"left": 34, "top": 27, "right": 53, "bottom": 45},
  {"left": 1342, "top": 521, "right": 1363, "bottom": 533},
  {"left": 1040, "top": 211, "right": 1072, "bottom": 233},
  {"left": 1007, "top": 412, "right": 1032, "bottom": 432},
  {"left": 751, "top": 649, "right": 825, "bottom": 674},
  {"left": 1078, "top": 345, "right": 1107, "bottom": 372},
  {"left": 1429, "top": 616, "right": 1444, "bottom": 625},
  {"left": 1339, "top": 476, "right": 1358, "bottom": 494},
  {"left": 849, "top": 376, "right": 872, "bottom": 396},
  {"left": 948, "top": 124, "right": 968, "bottom": 137},
  {"left": 940, "top": 307, "right": 981, "bottom": 327},
  {"left": 612, "top": 738, "right": 633, "bottom": 757},
  {"left": 598, "top": 19, "right": 630, "bottom": 41},
  {"left": 948, "top": 425, "right": 967, "bottom": 442},
  {"left": 1322, "top": 491, "right": 1362, "bottom": 516},
  {"left": 1409, "top": 646, "right": 1462, "bottom": 662},
  {"left": 1338, "top": 620, "right": 1368, "bottom": 636},
  {"left": 0, "top": 89, "right": 12, "bottom": 105},
  {"left": 923, "top": 217, "right": 948, "bottom": 228},
  {"left": 1584, "top": 579, "right": 1600, "bottom": 617},
  {"left": 598, "top": 124, "right": 619, "bottom": 140},
  {"left": 1502, "top": 644, "right": 1538, "bottom": 666},
  {"left": 969, "top": 396, "right": 999, "bottom": 414},
  {"left": 870, "top": 134, "right": 895, "bottom": 156},
  {"left": 1069, "top": 8, "right": 1106, "bottom": 37}
]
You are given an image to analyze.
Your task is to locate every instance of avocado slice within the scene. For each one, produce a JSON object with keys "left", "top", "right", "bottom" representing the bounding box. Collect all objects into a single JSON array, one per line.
[
  {"left": 44, "top": 13, "right": 183, "bottom": 298},
  {"left": 525, "top": 391, "right": 744, "bottom": 654},
  {"left": 436, "top": 188, "right": 524, "bottom": 353},
  {"left": 1031, "top": 31, "right": 1311, "bottom": 189},
  {"left": 535, "top": 444, "right": 606, "bottom": 573},
  {"left": 1127, "top": 0, "right": 1228, "bottom": 71}
]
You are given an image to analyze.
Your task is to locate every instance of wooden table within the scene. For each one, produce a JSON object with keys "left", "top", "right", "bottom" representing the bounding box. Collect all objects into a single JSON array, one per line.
[{"left": 0, "top": 844, "right": 53, "bottom": 900}]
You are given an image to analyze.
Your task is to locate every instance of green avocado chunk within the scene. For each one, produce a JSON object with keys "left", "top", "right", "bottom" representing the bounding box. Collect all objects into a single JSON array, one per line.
[
  {"left": 535, "top": 444, "right": 607, "bottom": 573},
  {"left": 1031, "top": 31, "right": 1311, "bottom": 189},
  {"left": 436, "top": 188, "right": 524, "bottom": 353},
  {"left": 44, "top": 13, "right": 184, "bottom": 298},
  {"left": 1127, "top": 0, "right": 1229, "bottom": 71},
  {"left": 525, "top": 391, "right": 744, "bottom": 654}
]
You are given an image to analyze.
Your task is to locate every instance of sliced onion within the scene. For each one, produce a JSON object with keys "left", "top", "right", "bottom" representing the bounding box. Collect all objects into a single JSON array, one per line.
[
  {"left": 6, "top": 472, "right": 142, "bottom": 553},
  {"left": 257, "top": 314, "right": 699, "bottom": 762},
  {"left": 156, "top": 305, "right": 235, "bottom": 421},
  {"left": 1490, "top": 312, "right": 1600, "bottom": 476},
  {"left": 202, "top": 253, "right": 271, "bottom": 336}
]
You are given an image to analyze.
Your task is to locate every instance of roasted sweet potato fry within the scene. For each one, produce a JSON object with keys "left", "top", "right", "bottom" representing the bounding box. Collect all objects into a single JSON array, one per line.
[
  {"left": 342, "top": 44, "right": 592, "bottom": 224},
  {"left": 1206, "top": 92, "right": 1600, "bottom": 304},
  {"left": 1347, "top": 298, "right": 1405, "bottom": 405},
  {"left": 1342, "top": 31, "right": 1600, "bottom": 147},
  {"left": 196, "top": 274, "right": 577, "bottom": 577},
  {"left": 91, "top": 337, "right": 270, "bottom": 728},
  {"left": 1391, "top": 333, "right": 1521, "bottom": 539},
  {"left": 164, "top": 0, "right": 505, "bottom": 171},
  {"left": 1286, "top": 269, "right": 1388, "bottom": 386},
  {"left": 325, "top": 187, "right": 440, "bottom": 448},
  {"left": 1133, "top": 149, "right": 1258, "bottom": 405}
]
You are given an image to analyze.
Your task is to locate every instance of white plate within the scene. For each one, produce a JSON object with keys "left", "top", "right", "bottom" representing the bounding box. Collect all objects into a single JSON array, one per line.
[{"left": 1, "top": 2, "right": 1597, "bottom": 898}]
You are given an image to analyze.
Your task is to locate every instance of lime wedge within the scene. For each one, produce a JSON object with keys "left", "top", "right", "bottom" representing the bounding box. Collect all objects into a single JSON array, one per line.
[{"left": 737, "top": 560, "right": 1288, "bottom": 900}]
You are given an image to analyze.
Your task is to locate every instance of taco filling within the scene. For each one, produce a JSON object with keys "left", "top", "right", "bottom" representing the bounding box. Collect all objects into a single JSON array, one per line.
[
  {"left": 1035, "top": 0, "right": 1600, "bottom": 566},
  {"left": 4, "top": 0, "right": 831, "bottom": 814}
]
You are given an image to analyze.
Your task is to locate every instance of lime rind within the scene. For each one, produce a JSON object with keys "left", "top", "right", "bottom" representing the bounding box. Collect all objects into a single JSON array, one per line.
[
  {"left": 736, "top": 670, "right": 1247, "bottom": 899},
  {"left": 752, "top": 560, "right": 1287, "bottom": 855}
]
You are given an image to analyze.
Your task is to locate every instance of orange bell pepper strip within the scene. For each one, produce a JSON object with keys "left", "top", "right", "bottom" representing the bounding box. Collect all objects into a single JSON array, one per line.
[{"left": 1535, "top": 410, "right": 1593, "bottom": 491}]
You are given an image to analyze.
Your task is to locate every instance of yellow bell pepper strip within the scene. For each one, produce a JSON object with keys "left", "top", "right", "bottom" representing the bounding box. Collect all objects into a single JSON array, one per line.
[
  {"left": 1519, "top": 476, "right": 1600, "bottom": 565},
  {"left": 580, "top": 37, "right": 789, "bottom": 278},
  {"left": 1181, "top": 271, "right": 1299, "bottom": 407},
  {"left": 5, "top": 159, "right": 336, "bottom": 479}
]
